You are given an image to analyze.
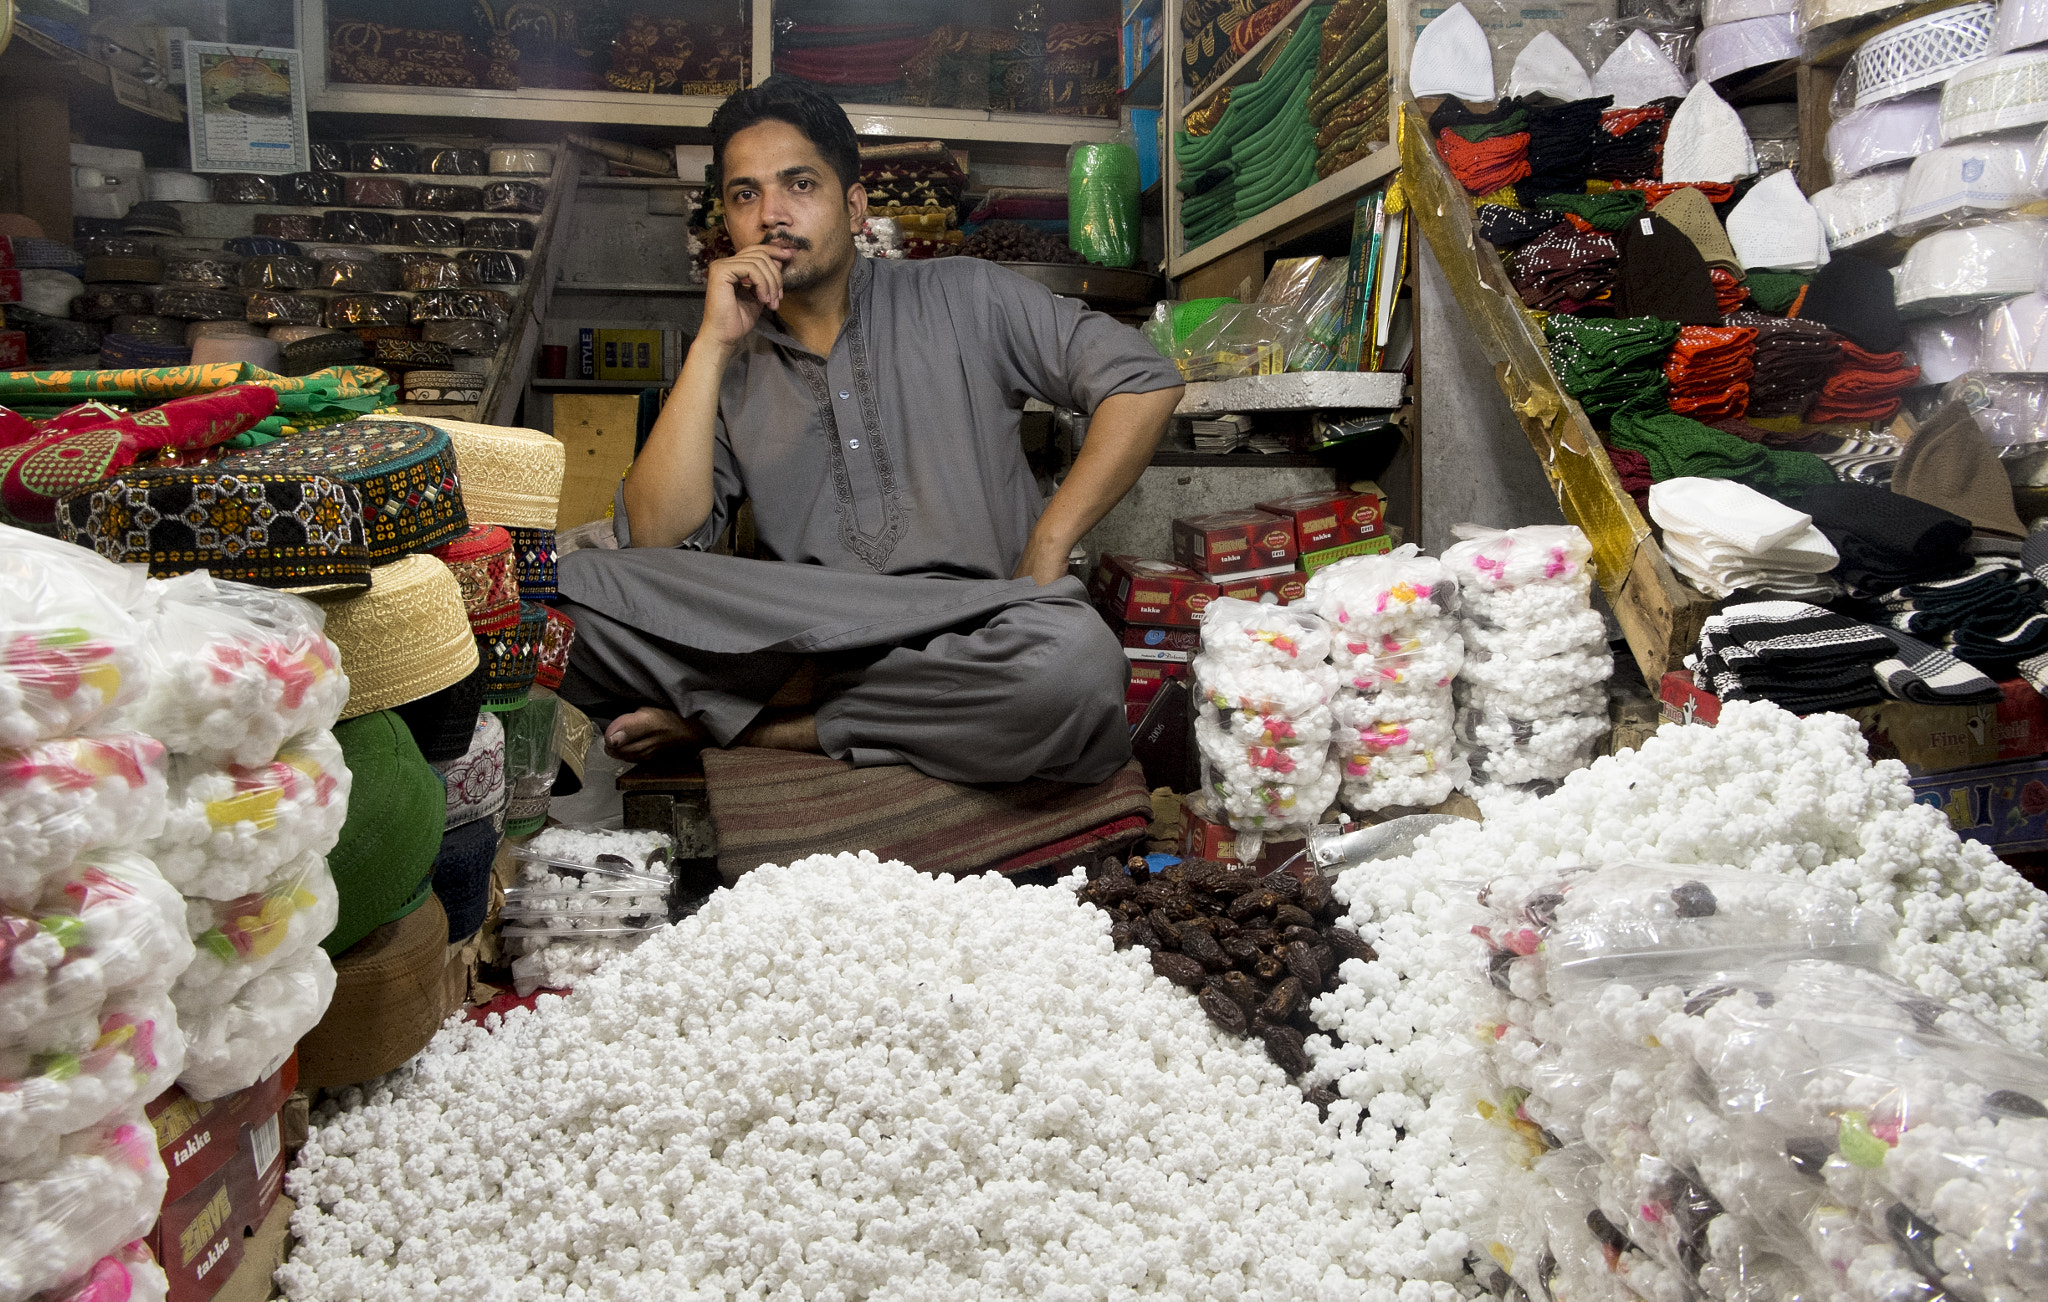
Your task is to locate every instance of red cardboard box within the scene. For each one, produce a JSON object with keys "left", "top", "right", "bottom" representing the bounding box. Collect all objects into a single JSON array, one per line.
[
  {"left": 1216, "top": 568, "right": 1308, "bottom": 605},
  {"left": 1090, "top": 554, "right": 1219, "bottom": 628},
  {"left": 1255, "top": 488, "right": 1387, "bottom": 551},
  {"left": 1127, "top": 660, "right": 1187, "bottom": 705},
  {"left": 0, "top": 330, "right": 24, "bottom": 371},
  {"left": 1171, "top": 508, "right": 1298, "bottom": 576},
  {"left": 1106, "top": 618, "right": 1202, "bottom": 655},
  {"left": 146, "top": 1057, "right": 297, "bottom": 1302},
  {"left": 1848, "top": 678, "right": 2048, "bottom": 773},
  {"left": 1178, "top": 806, "right": 1302, "bottom": 869}
]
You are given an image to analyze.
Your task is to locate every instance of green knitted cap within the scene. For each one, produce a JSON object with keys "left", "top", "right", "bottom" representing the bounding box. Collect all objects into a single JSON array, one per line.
[{"left": 327, "top": 709, "right": 445, "bottom": 957}]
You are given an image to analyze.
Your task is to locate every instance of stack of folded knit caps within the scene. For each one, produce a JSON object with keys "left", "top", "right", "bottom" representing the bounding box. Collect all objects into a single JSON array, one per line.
[
  {"left": 1891, "top": 399, "right": 2027, "bottom": 553},
  {"left": 1808, "top": 343, "right": 1921, "bottom": 423},
  {"left": 1545, "top": 315, "right": 1679, "bottom": 419},
  {"left": 1515, "top": 95, "right": 1613, "bottom": 203},
  {"left": 1432, "top": 98, "right": 1533, "bottom": 195},
  {"left": 1743, "top": 269, "right": 1810, "bottom": 314},
  {"left": 1512, "top": 223, "right": 1622, "bottom": 312},
  {"left": 1689, "top": 596, "right": 1892, "bottom": 712},
  {"left": 1809, "top": 431, "right": 1908, "bottom": 486},
  {"left": 1791, "top": 480, "right": 1971, "bottom": 594},
  {"left": 1533, "top": 188, "right": 1645, "bottom": 233},
  {"left": 1877, "top": 559, "right": 2048, "bottom": 671},
  {"left": 1649, "top": 477, "right": 1841, "bottom": 600},
  {"left": 1605, "top": 444, "right": 1654, "bottom": 513},
  {"left": 1710, "top": 269, "right": 1750, "bottom": 315},
  {"left": 1798, "top": 251, "right": 1904, "bottom": 353},
  {"left": 1609, "top": 405, "right": 1837, "bottom": 497},
  {"left": 1734, "top": 312, "right": 1846, "bottom": 418},
  {"left": 1664, "top": 325, "right": 1756, "bottom": 422},
  {"left": 1477, "top": 204, "right": 1567, "bottom": 248},
  {"left": 1591, "top": 99, "right": 1677, "bottom": 179}
]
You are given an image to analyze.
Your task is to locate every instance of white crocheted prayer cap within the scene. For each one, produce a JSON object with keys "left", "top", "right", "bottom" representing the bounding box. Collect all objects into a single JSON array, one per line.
[
  {"left": 1907, "top": 314, "right": 1984, "bottom": 382},
  {"left": 1702, "top": 0, "right": 1795, "bottom": 23},
  {"left": 1825, "top": 93, "right": 1943, "bottom": 182},
  {"left": 1663, "top": 80, "right": 1758, "bottom": 181},
  {"left": 1592, "top": 30, "right": 1691, "bottom": 107},
  {"left": 1893, "top": 133, "right": 2041, "bottom": 234},
  {"left": 1997, "top": 0, "right": 2048, "bottom": 53},
  {"left": 1694, "top": 14, "right": 1800, "bottom": 84},
  {"left": 1506, "top": 31, "right": 1593, "bottom": 101},
  {"left": 1410, "top": 4, "right": 1495, "bottom": 101},
  {"left": 1980, "top": 292, "right": 2048, "bottom": 370},
  {"left": 1812, "top": 167, "right": 1907, "bottom": 250},
  {"left": 1725, "top": 168, "right": 1830, "bottom": 271}
]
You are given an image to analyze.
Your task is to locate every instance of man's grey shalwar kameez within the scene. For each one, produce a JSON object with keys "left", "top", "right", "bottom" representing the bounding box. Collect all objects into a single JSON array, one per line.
[{"left": 554, "top": 254, "right": 1185, "bottom": 785}]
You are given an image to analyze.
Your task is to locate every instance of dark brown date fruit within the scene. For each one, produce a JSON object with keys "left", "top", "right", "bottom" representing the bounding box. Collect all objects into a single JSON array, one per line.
[
  {"left": 1222, "top": 935, "right": 1261, "bottom": 967},
  {"left": 1284, "top": 940, "right": 1324, "bottom": 988},
  {"left": 1299, "top": 873, "right": 1334, "bottom": 916},
  {"left": 1200, "top": 984, "right": 1249, "bottom": 1035},
  {"left": 1147, "top": 908, "right": 1182, "bottom": 949},
  {"left": 1261, "top": 871, "right": 1301, "bottom": 900},
  {"left": 1324, "top": 928, "right": 1376, "bottom": 964},
  {"left": 1218, "top": 970, "right": 1266, "bottom": 1009},
  {"left": 1282, "top": 925, "right": 1323, "bottom": 949},
  {"left": 1237, "top": 927, "right": 1280, "bottom": 949},
  {"left": 1227, "top": 890, "right": 1278, "bottom": 921},
  {"left": 1259, "top": 1022, "right": 1311, "bottom": 1075},
  {"left": 1273, "top": 904, "right": 1317, "bottom": 931},
  {"left": 1110, "top": 920, "right": 1132, "bottom": 948},
  {"left": 1304, "top": 1084, "right": 1338, "bottom": 1119},
  {"left": 1082, "top": 874, "right": 1137, "bottom": 906},
  {"left": 1259, "top": 976, "right": 1305, "bottom": 1022},
  {"left": 1128, "top": 917, "right": 1160, "bottom": 951},
  {"left": 1309, "top": 945, "right": 1336, "bottom": 981},
  {"left": 1135, "top": 880, "right": 1176, "bottom": 909},
  {"left": 1182, "top": 927, "right": 1230, "bottom": 970},
  {"left": 1151, "top": 951, "right": 1206, "bottom": 988},
  {"left": 1254, "top": 953, "right": 1286, "bottom": 982}
]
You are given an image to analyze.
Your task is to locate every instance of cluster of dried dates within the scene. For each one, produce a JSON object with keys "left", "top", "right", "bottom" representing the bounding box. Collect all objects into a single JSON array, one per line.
[{"left": 1078, "top": 856, "right": 1376, "bottom": 1115}]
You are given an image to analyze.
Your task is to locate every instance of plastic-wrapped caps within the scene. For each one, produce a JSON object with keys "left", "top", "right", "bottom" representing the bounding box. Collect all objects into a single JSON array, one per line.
[
  {"left": 319, "top": 257, "right": 399, "bottom": 292},
  {"left": 464, "top": 216, "right": 536, "bottom": 249},
  {"left": 276, "top": 171, "right": 345, "bottom": 206},
  {"left": 1908, "top": 315, "right": 1983, "bottom": 382},
  {"left": 78, "top": 237, "right": 153, "bottom": 259},
  {"left": 457, "top": 250, "right": 527, "bottom": 285},
  {"left": 161, "top": 253, "right": 242, "bottom": 289},
  {"left": 393, "top": 214, "right": 466, "bottom": 247},
  {"left": 412, "top": 289, "right": 506, "bottom": 323},
  {"left": 129, "top": 572, "right": 349, "bottom": 767},
  {"left": 348, "top": 141, "right": 420, "bottom": 173},
  {"left": 349, "top": 322, "right": 419, "bottom": 343},
  {"left": 185, "top": 319, "right": 261, "bottom": 344},
  {"left": 67, "top": 287, "right": 155, "bottom": 322},
  {"left": 408, "top": 183, "right": 483, "bottom": 211},
  {"left": 82, "top": 256, "right": 162, "bottom": 285},
  {"left": 209, "top": 174, "right": 277, "bottom": 203},
  {"left": 1895, "top": 218, "right": 2048, "bottom": 315},
  {"left": 109, "top": 314, "right": 181, "bottom": 343},
  {"left": 481, "top": 180, "right": 546, "bottom": 213},
  {"left": 237, "top": 255, "right": 316, "bottom": 290},
  {"left": 279, "top": 331, "right": 368, "bottom": 376},
  {"left": 326, "top": 293, "right": 412, "bottom": 327},
  {"left": 400, "top": 255, "right": 461, "bottom": 290},
  {"left": 153, "top": 288, "right": 247, "bottom": 322},
  {"left": 371, "top": 337, "right": 453, "bottom": 371},
  {"left": 254, "top": 214, "right": 324, "bottom": 241},
  {"left": 226, "top": 237, "right": 304, "bottom": 258},
  {"left": 0, "top": 1110, "right": 169, "bottom": 1298},
  {"left": 243, "top": 291, "right": 324, "bottom": 326},
  {"left": 0, "top": 735, "right": 168, "bottom": 899},
  {"left": 95, "top": 336, "right": 189, "bottom": 369},
  {"left": 487, "top": 146, "right": 554, "bottom": 175},
  {"left": 343, "top": 175, "right": 409, "bottom": 208},
  {"left": 402, "top": 370, "right": 485, "bottom": 404},
  {"left": 309, "top": 141, "right": 346, "bottom": 171},
  {"left": 320, "top": 210, "right": 394, "bottom": 243},
  {"left": 1895, "top": 134, "right": 2041, "bottom": 233},
  {"left": 423, "top": 147, "right": 488, "bottom": 175},
  {"left": 421, "top": 319, "right": 505, "bottom": 353},
  {"left": 172, "top": 849, "right": 339, "bottom": 1010}
]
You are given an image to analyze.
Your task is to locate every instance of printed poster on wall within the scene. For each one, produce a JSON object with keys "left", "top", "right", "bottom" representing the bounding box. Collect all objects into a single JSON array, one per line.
[{"left": 185, "top": 43, "right": 310, "bottom": 174}]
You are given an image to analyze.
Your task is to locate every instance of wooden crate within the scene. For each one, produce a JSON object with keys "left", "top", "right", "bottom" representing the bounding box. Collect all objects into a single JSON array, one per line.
[
  {"left": 1400, "top": 102, "right": 1713, "bottom": 682},
  {"left": 552, "top": 392, "right": 640, "bottom": 529}
]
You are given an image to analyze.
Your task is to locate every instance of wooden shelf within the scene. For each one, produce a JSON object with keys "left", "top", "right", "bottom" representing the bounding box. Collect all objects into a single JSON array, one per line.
[
  {"left": 1118, "top": 54, "right": 1165, "bottom": 110},
  {"left": 577, "top": 176, "right": 703, "bottom": 190},
  {"left": 1180, "top": 0, "right": 1318, "bottom": 119},
  {"left": 1152, "top": 450, "right": 1351, "bottom": 467},
  {"left": 1170, "top": 143, "right": 1399, "bottom": 277},
  {"left": 530, "top": 378, "right": 665, "bottom": 391},
  {"left": 554, "top": 282, "right": 705, "bottom": 296}
]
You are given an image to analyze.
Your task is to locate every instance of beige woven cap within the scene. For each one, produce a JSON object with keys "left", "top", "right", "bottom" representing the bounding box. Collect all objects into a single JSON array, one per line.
[
  {"left": 1653, "top": 188, "right": 1743, "bottom": 274},
  {"left": 363, "top": 412, "right": 564, "bottom": 529},
  {"left": 318, "top": 553, "right": 480, "bottom": 719}
]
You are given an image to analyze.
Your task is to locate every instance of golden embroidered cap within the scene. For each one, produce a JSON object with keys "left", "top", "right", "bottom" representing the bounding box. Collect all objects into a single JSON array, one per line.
[
  {"left": 360, "top": 412, "right": 563, "bottom": 530},
  {"left": 318, "top": 553, "right": 480, "bottom": 719}
]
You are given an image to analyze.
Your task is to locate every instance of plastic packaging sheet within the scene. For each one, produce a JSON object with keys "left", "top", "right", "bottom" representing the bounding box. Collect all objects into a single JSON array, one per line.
[
  {"left": 457, "top": 251, "right": 528, "bottom": 285},
  {"left": 1998, "top": 0, "right": 2048, "bottom": 54},
  {"left": 504, "top": 826, "right": 674, "bottom": 996},
  {"left": 1834, "top": 2, "right": 1996, "bottom": 112},
  {"left": 1703, "top": 0, "right": 1795, "bottom": 21},
  {"left": 37, "top": 1242, "right": 169, "bottom": 1302},
  {"left": 0, "top": 850, "right": 192, "bottom": 1037},
  {"left": 0, "top": 527, "right": 150, "bottom": 749},
  {"left": 1693, "top": 14, "right": 1799, "bottom": 83},
  {"left": 348, "top": 141, "right": 419, "bottom": 173},
  {"left": 421, "top": 319, "right": 506, "bottom": 353},
  {"left": 153, "top": 288, "right": 245, "bottom": 322},
  {"left": 401, "top": 257, "right": 461, "bottom": 291},
  {"left": 172, "top": 848, "right": 337, "bottom": 1012},
  {"left": 326, "top": 293, "right": 411, "bottom": 327},
  {"left": 148, "top": 729, "right": 349, "bottom": 899},
  {"left": 393, "top": 214, "right": 465, "bottom": 247},
  {"left": 501, "top": 692, "right": 559, "bottom": 837},
  {"left": 237, "top": 255, "right": 315, "bottom": 290},
  {"left": 244, "top": 291, "right": 324, "bottom": 326},
  {"left": 1909, "top": 313, "right": 1986, "bottom": 382},
  {"left": 408, "top": 183, "right": 482, "bottom": 212},
  {"left": 342, "top": 176, "right": 408, "bottom": 208},
  {"left": 1944, "top": 369, "right": 2048, "bottom": 444},
  {"left": 309, "top": 143, "right": 346, "bottom": 172},
  {"left": 276, "top": 171, "right": 343, "bottom": 207},
  {"left": 481, "top": 181, "right": 546, "bottom": 214},
  {"left": 1067, "top": 141, "right": 1139, "bottom": 269},
  {"left": 1812, "top": 166, "right": 1907, "bottom": 249},
  {"left": 1895, "top": 218, "right": 2048, "bottom": 315},
  {"left": 256, "top": 214, "right": 323, "bottom": 241},
  {"left": 463, "top": 217, "right": 536, "bottom": 250},
  {"left": 0, "top": 987, "right": 183, "bottom": 1156},
  {"left": 174, "top": 941, "right": 334, "bottom": 1101},
  {"left": 129, "top": 572, "right": 349, "bottom": 768},
  {"left": 412, "top": 289, "right": 509, "bottom": 324},
  {"left": 0, "top": 1109, "right": 167, "bottom": 1301},
  {"left": 1828, "top": 93, "right": 1943, "bottom": 184},
  {"left": 487, "top": 146, "right": 553, "bottom": 176},
  {"left": 1979, "top": 291, "right": 2048, "bottom": 370},
  {"left": 423, "top": 147, "right": 487, "bottom": 176},
  {"left": 161, "top": 253, "right": 241, "bottom": 290},
  {"left": 209, "top": 174, "right": 276, "bottom": 204},
  {"left": 0, "top": 734, "right": 168, "bottom": 898},
  {"left": 1941, "top": 48, "right": 2048, "bottom": 141},
  {"left": 1894, "top": 132, "right": 2041, "bottom": 232},
  {"left": 320, "top": 258, "right": 399, "bottom": 292},
  {"left": 319, "top": 210, "right": 394, "bottom": 244},
  {"left": 1173, "top": 302, "right": 1296, "bottom": 381}
]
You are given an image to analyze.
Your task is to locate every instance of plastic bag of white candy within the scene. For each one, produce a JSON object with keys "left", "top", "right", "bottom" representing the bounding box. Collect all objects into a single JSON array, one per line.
[
  {"left": 1459, "top": 641, "right": 1614, "bottom": 697},
  {"left": 1334, "top": 744, "right": 1468, "bottom": 809},
  {"left": 146, "top": 731, "right": 349, "bottom": 900},
  {"left": 0, "top": 852, "right": 192, "bottom": 1041},
  {"left": 1462, "top": 606, "right": 1607, "bottom": 661},
  {"left": 0, "top": 734, "right": 167, "bottom": 906},
  {"left": 1459, "top": 575, "right": 1598, "bottom": 633},
  {"left": 29, "top": 1242, "right": 168, "bottom": 1302},
  {"left": 1194, "top": 596, "right": 1334, "bottom": 667},
  {"left": 1472, "top": 863, "right": 1888, "bottom": 996},
  {"left": 508, "top": 935, "right": 647, "bottom": 998},
  {"left": 1302, "top": 545, "right": 1460, "bottom": 629},
  {"left": 128, "top": 572, "right": 348, "bottom": 767},
  {"left": 0, "top": 1110, "right": 166, "bottom": 1302},
  {"left": 175, "top": 941, "right": 335, "bottom": 1101},
  {"left": 1459, "top": 710, "right": 1612, "bottom": 787},
  {"left": 1194, "top": 709, "right": 1342, "bottom": 832},
  {"left": 0, "top": 527, "right": 151, "bottom": 750},
  {"left": 1327, "top": 627, "right": 1465, "bottom": 696},
  {"left": 0, "top": 988, "right": 183, "bottom": 1158},
  {"left": 1441, "top": 522, "right": 1594, "bottom": 591},
  {"left": 501, "top": 827, "right": 676, "bottom": 984},
  {"left": 1461, "top": 678, "right": 1609, "bottom": 723},
  {"left": 173, "top": 849, "right": 338, "bottom": 1012},
  {"left": 510, "top": 825, "right": 675, "bottom": 885}
]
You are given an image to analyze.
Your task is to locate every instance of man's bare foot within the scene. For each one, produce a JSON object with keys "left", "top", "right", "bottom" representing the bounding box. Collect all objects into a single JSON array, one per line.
[
  {"left": 603, "top": 707, "right": 707, "bottom": 762},
  {"left": 738, "top": 708, "right": 821, "bottom": 753}
]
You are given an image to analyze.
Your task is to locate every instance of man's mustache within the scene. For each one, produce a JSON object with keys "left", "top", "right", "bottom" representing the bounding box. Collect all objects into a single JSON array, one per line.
[{"left": 763, "top": 232, "right": 811, "bottom": 250}]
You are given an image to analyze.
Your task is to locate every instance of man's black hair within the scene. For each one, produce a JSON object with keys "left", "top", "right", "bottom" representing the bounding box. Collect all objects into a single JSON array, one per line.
[{"left": 709, "top": 75, "right": 863, "bottom": 195}]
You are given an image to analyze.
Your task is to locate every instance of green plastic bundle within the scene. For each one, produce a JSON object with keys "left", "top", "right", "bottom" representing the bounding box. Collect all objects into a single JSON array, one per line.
[{"left": 1068, "top": 141, "right": 1142, "bottom": 268}]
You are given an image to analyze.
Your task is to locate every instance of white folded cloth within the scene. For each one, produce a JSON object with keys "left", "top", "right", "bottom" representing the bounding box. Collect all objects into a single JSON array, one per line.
[{"left": 1651, "top": 478, "right": 1843, "bottom": 598}]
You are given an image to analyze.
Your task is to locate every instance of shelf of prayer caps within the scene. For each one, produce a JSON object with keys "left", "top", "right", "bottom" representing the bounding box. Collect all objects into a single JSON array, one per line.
[{"left": 1400, "top": 100, "right": 1715, "bottom": 683}]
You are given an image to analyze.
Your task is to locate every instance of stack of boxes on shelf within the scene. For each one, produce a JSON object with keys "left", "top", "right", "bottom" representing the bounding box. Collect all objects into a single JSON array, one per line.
[{"left": 1088, "top": 482, "right": 1390, "bottom": 728}]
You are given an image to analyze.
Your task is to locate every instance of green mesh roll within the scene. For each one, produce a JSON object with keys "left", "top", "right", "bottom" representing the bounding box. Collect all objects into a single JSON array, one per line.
[{"left": 1069, "top": 142, "right": 1142, "bottom": 268}]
